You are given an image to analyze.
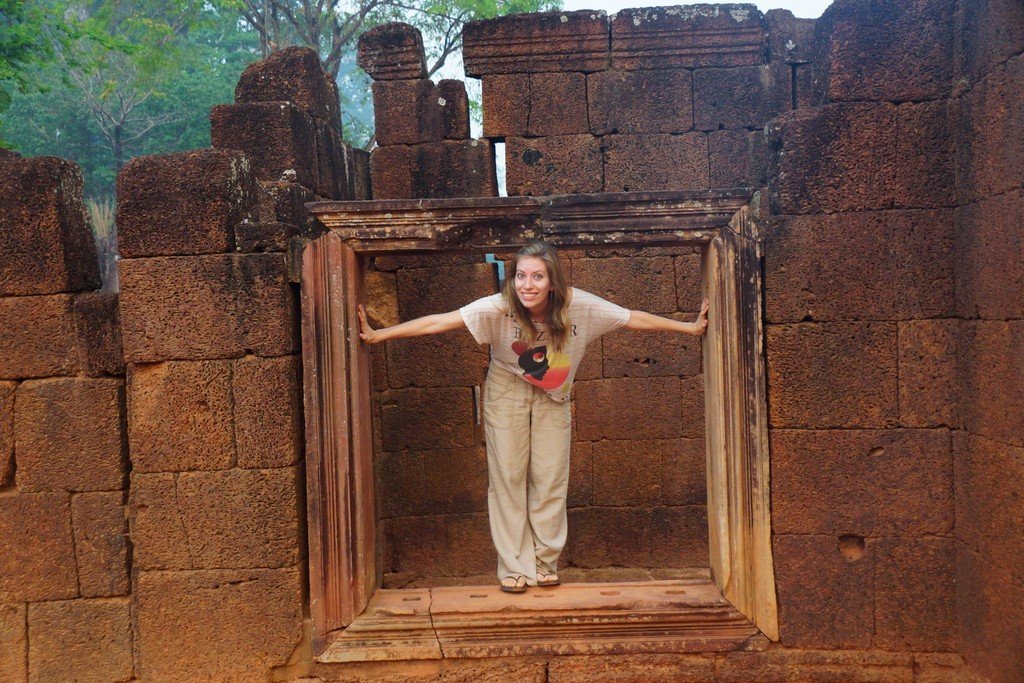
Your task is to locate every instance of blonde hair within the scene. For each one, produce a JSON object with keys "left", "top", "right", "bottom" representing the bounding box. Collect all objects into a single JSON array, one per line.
[{"left": 501, "top": 241, "right": 571, "bottom": 352}]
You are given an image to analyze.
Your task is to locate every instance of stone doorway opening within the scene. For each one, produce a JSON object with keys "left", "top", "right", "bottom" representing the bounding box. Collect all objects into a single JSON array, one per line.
[{"left": 300, "top": 190, "right": 776, "bottom": 661}]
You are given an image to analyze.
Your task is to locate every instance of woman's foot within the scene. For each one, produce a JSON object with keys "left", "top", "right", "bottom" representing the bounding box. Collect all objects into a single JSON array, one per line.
[
  {"left": 536, "top": 572, "right": 560, "bottom": 587},
  {"left": 500, "top": 575, "right": 528, "bottom": 593}
]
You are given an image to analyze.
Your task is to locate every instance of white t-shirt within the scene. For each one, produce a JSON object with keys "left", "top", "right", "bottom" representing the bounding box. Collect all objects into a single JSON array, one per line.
[{"left": 460, "top": 287, "right": 631, "bottom": 402}]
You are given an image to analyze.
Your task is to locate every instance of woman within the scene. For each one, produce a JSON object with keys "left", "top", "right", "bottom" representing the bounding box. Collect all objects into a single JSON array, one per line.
[{"left": 358, "top": 242, "right": 709, "bottom": 593}]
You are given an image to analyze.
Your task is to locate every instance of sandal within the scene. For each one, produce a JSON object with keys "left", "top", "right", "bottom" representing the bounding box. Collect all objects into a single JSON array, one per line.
[
  {"left": 536, "top": 572, "right": 560, "bottom": 587},
  {"left": 500, "top": 575, "right": 528, "bottom": 593}
]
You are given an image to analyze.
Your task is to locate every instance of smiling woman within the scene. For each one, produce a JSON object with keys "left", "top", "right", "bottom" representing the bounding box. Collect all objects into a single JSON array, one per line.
[{"left": 357, "top": 241, "right": 709, "bottom": 593}]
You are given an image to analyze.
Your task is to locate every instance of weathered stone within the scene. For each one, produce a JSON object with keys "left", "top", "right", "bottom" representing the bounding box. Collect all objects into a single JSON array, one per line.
[
  {"left": 663, "top": 438, "right": 705, "bottom": 505},
  {"left": 954, "top": 190, "right": 1023, "bottom": 320},
  {"left": 603, "top": 133, "right": 709, "bottom": 192},
  {"left": 764, "top": 211, "right": 954, "bottom": 323},
  {"left": 364, "top": 268, "right": 400, "bottom": 329},
  {"left": 548, "top": 653, "right": 716, "bottom": 682},
  {"left": 422, "top": 446, "right": 488, "bottom": 514},
  {"left": 15, "top": 378, "right": 125, "bottom": 492},
  {"left": 0, "top": 382, "right": 13, "bottom": 488},
  {"left": 505, "top": 135, "right": 602, "bottom": 196},
  {"left": 602, "top": 318, "right": 702, "bottom": 378},
  {"left": 481, "top": 74, "right": 529, "bottom": 137},
  {"left": 567, "top": 440, "right": 592, "bottom": 507},
  {"left": 611, "top": 6, "right": 767, "bottom": 69},
  {"left": 128, "top": 473, "right": 192, "bottom": 570},
  {"left": 135, "top": 568, "right": 303, "bottom": 681},
  {"left": 256, "top": 180, "right": 315, "bottom": 228},
  {"left": 766, "top": 9, "right": 816, "bottom": 64},
  {"left": 574, "top": 377, "right": 681, "bottom": 441},
  {"left": 565, "top": 507, "right": 653, "bottom": 567},
  {"left": 377, "top": 450, "right": 428, "bottom": 518},
  {"left": 71, "top": 292, "right": 125, "bottom": 377},
  {"left": 766, "top": 322, "right": 898, "bottom": 428},
  {"left": 397, "top": 262, "right": 496, "bottom": 320},
  {"left": 371, "top": 79, "right": 444, "bottom": 145},
  {"left": 370, "top": 139, "right": 497, "bottom": 199},
  {"left": 898, "top": 319, "right": 958, "bottom": 427},
  {"left": 587, "top": 69, "right": 693, "bottom": 135},
  {"left": 0, "top": 493, "right": 77, "bottom": 602},
  {"left": 116, "top": 148, "right": 256, "bottom": 257},
  {"left": 571, "top": 255, "right": 676, "bottom": 313},
  {"left": 357, "top": 22, "right": 427, "bottom": 80},
  {"left": 649, "top": 505, "right": 709, "bottom": 568},
  {"left": 72, "top": 492, "right": 128, "bottom": 597},
  {"left": 0, "top": 156, "right": 99, "bottom": 296},
  {"left": 528, "top": 72, "right": 588, "bottom": 136},
  {"left": 767, "top": 103, "right": 897, "bottom": 214},
  {"left": 119, "top": 252, "right": 297, "bottom": 362},
  {"left": 383, "top": 513, "right": 493, "bottom": 577},
  {"left": 894, "top": 100, "right": 954, "bottom": 208},
  {"left": 380, "top": 387, "right": 476, "bottom": 451},
  {"left": 956, "top": 543, "right": 1024, "bottom": 681},
  {"left": 771, "top": 428, "right": 952, "bottom": 536},
  {"left": 128, "top": 360, "right": 234, "bottom": 472},
  {"left": 955, "top": 0, "right": 1024, "bottom": 82},
  {"left": 693, "top": 63, "right": 791, "bottom": 131},
  {"left": 235, "top": 46, "right": 341, "bottom": 124},
  {"left": 874, "top": 537, "right": 955, "bottom": 651},
  {"left": 719, "top": 648, "right": 915, "bottom": 682},
  {"left": 679, "top": 374, "right": 705, "bottom": 439},
  {"left": 816, "top": 0, "right": 953, "bottom": 102},
  {"left": 592, "top": 439, "right": 665, "bottom": 506},
  {"left": 388, "top": 335, "right": 489, "bottom": 388},
  {"left": 463, "top": 11, "right": 610, "bottom": 76},
  {"left": 709, "top": 129, "right": 767, "bottom": 188},
  {"left": 437, "top": 79, "right": 470, "bottom": 140},
  {"left": 959, "top": 321, "right": 1024, "bottom": 447},
  {"left": 233, "top": 220, "right": 300, "bottom": 252},
  {"left": 773, "top": 534, "right": 874, "bottom": 648},
  {"left": 673, "top": 251, "right": 703, "bottom": 307},
  {"left": 233, "top": 355, "right": 303, "bottom": 468},
  {"left": 0, "top": 603, "right": 25, "bottom": 683},
  {"left": 27, "top": 598, "right": 132, "bottom": 683},
  {"left": 913, "top": 653, "right": 971, "bottom": 683}
]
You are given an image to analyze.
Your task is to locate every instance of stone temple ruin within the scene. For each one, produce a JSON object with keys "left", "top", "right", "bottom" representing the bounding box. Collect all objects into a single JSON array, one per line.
[{"left": 0, "top": 0, "right": 1022, "bottom": 681}]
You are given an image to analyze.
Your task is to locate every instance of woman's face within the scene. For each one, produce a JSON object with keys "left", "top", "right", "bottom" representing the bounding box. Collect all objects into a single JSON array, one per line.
[{"left": 514, "top": 256, "right": 552, "bottom": 316}]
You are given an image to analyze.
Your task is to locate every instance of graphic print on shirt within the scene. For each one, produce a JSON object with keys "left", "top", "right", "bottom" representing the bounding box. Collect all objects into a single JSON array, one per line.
[{"left": 511, "top": 340, "right": 571, "bottom": 390}]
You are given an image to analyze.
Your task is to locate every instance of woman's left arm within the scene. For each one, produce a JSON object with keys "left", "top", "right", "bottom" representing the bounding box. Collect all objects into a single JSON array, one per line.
[{"left": 624, "top": 298, "right": 710, "bottom": 337}]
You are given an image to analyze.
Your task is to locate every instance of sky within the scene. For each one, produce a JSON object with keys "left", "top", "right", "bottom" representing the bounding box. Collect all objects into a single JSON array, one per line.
[{"left": 561, "top": 0, "right": 832, "bottom": 18}]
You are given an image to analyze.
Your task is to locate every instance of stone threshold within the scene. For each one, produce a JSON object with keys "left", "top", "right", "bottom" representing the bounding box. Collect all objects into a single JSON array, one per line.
[{"left": 318, "top": 578, "right": 762, "bottom": 663}]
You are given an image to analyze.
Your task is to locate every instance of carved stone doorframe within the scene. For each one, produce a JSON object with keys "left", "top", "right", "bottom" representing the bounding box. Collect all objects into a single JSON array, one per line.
[{"left": 300, "top": 189, "right": 777, "bottom": 655}]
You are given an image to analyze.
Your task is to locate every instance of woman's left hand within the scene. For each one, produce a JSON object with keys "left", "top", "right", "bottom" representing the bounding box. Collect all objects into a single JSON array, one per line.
[{"left": 695, "top": 298, "right": 709, "bottom": 337}]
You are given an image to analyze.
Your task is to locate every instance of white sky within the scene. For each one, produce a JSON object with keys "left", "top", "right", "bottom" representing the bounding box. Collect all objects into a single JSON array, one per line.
[{"left": 560, "top": 0, "right": 831, "bottom": 18}]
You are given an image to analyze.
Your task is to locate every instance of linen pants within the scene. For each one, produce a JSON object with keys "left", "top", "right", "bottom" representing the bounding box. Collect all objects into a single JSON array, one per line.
[{"left": 483, "top": 363, "right": 572, "bottom": 585}]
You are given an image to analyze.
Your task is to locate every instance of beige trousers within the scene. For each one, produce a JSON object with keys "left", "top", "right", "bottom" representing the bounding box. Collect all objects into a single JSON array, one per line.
[{"left": 483, "top": 363, "right": 571, "bottom": 585}]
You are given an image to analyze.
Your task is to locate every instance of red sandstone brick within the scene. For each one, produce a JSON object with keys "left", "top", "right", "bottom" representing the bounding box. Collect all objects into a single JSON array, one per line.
[
  {"left": 311, "top": 118, "right": 351, "bottom": 199},
  {"left": 766, "top": 9, "right": 816, "bottom": 64},
  {"left": 567, "top": 440, "right": 592, "bottom": 507},
  {"left": 72, "top": 492, "right": 128, "bottom": 597},
  {"left": 384, "top": 513, "right": 493, "bottom": 577},
  {"left": 235, "top": 46, "right": 340, "bottom": 124},
  {"left": 764, "top": 211, "right": 954, "bottom": 323},
  {"left": 693, "top": 64, "right": 791, "bottom": 131},
  {"left": 767, "top": 103, "right": 897, "bottom": 214},
  {"left": 15, "top": 378, "right": 125, "bottom": 492},
  {"left": 71, "top": 292, "right": 124, "bottom": 377},
  {"left": 371, "top": 79, "right": 444, "bottom": 145},
  {"left": 565, "top": 507, "right": 652, "bottom": 567},
  {"left": 0, "top": 603, "right": 25, "bottom": 682},
  {"left": 135, "top": 568, "right": 303, "bottom": 681},
  {"left": 256, "top": 180, "right": 315, "bottom": 229},
  {"left": 505, "top": 135, "right": 602, "bottom": 196},
  {"left": 794, "top": 63, "right": 817, "bottom": 109},
  {"left": 27, "top": 598, "right": 132, "bottom": 683},
  {"left": 528, "top": 72, "right": 588, "bottom": 136},
  {"left": 592, "top": 439, "right": 665, "bottom": 506},
  {"left": 894, "top": 101, "right": 954, "bottom": 208},
  {"left": 370, "top": 139, "right": 497, "bottom": 199},
  {"left": 422, "top": 447, "right": 488, "bottom": 514},
  {"left": 959, "top": 321, "right": 1024, "bottom": 447},
  {"left": 388, "top": 335, "right": 489, "bottom": 388},
  {"left": 766, "top": 322, "right": 898, "bottom": 428},
  {"left": 673, "top": 251, "right": 703, "bottom": 309},
  {"left": 380, "top": 387, "right": 476, "bottom": 451},
  {"left": 604, "top": 133, "right": 709, "bottom": 193},
  {"left": 128, "top": 473, "right": 192, "bottom": 570},
  {"left": 233, "top": 355, "right": 303, "bottom": 468},
  {"left": 463, "top": 11, "right": 610, "bottom": 76},
  {"left": 119, "top": 253, "right": 297, "bottom": 363},
  {"left": 128, "top": 360, "right": 234, "bottom": 472},
  {"left": 649, "top": 505, "right": 709, "bottom": 568},
  {"left": 602, "top": 319, "right": 702, "bottom": 379},
  {"left": 587, "top": 69, "right": 693, "bottom": 135},
  {"left": 0, "top": 382, "right": 13, "bottom": 488},
  {"left": 873, "top": 537, "right": 955, "bottom": 651},
  {"left": 0, "top": 157, "right": 99, "bottom": 295},
  {"left": 954, "top": 190, "right": 1024, "bottom": 320},
  {"left": 116, "top": 148, "right": 256, "bottom": 258},
  {"left": 0, "top": 493, "right": 77, "bottom": 602},
  {"left": 679, "top": 374, "right": 705, "bottom": 439},
  {"left": 548, "top": 653, "right": 716, "bottom": 682},
  {"left": 574, "top": 377, "right": 681, "bottom": 441},
  {"left": 573, "top": 336, "right": 602, "bottom": 380},
  {"left": 481, "top": 74, "right": 529, "bottom": 137},
  {"left": 956, "top": 0, "right": 1024, "bottom": 82},
  {"left": 771, "top": 428, "right": 952, "bottom": 536},
  {"left": 913, "top": 653, "right": 972, "bottom": 683},
  {"left": 709, "top": 129, "right": 768, "bottom": 188},
  {"left": 364, "top": 268, "right": 399, "bottom": 329},
  {"left": 718, "top": 649, "right": 915, "bottom": 682},
  {"left": 377, "top": 450, "right": 427, "bottom": 518},
  {"left": 663, "top": 438, "right": 705, "bottom": 506},
  {"left": 438, "top": 79, "right": 470, "bottom": 140},
  {"left": 357, "top": 22, "right": 427, "bottom": 81},
  {"left": 571, "top": 255, "right": 676, "bottom": 312},
  {"left": 956, "top": 543, "right": 1024, "bottom": 680},
  {"left": 397, "top": 262, "right": 496, "bottom": 320},
  {"left": 773, "top": 534, "right": 874, "bottom": 648},
  {"left": 898, "top": 319, "right": 958, "bottom": 427}
]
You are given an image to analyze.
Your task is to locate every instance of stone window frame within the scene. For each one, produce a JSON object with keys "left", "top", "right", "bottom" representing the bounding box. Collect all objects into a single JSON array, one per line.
[{"left": 300, "top": 189, "right": 777, "bottom": 656}]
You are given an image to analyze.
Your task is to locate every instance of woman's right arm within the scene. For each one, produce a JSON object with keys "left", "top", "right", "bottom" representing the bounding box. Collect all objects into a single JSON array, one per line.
[{"left": 357, "top": 305, "right": 466, "bottom": 344}]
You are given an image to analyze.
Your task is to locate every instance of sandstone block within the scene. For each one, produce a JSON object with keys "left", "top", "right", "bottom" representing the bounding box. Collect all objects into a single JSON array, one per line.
[
  {"left": 0, "top": 382, "right": 13, "bottom": 487},
  {"left": 135, "top": 568, "right": 303, "bottom": 681},
  {"left": 956, "top": 543, "right": 1024, "bottom": 681},
  {"left": 912, "top": 653, "right": 971, "bottom": 683},
  {"left": 377, "top": 450, "right": 428, "bottom": 518},
  {"left": 959, "top": 321, "right": 1024, "bottom": 447},
  {"left": 235, "top": 46, "right": 341, "bottom": 124},
  {"left": 955, "top": 0, "right": 1024, "bottom": 82},
  {"left": 773, "top": 534, "right": 874, "bottom": 648},
  {"left": 663, "top": 438, "right": 705, "bottom": 505},
  {"left": 719, "top": 649, "right": 915, "bottom": 682},
  {"left": 568, "top": 440, "right": 592, "bottom": 507},
  {"left": 548, "top": 653, "right": 715, "bottom": 682},
  {"left": 565, "top": 507, "right": 653, "bottom": 567},
  {"left": 232, "top": 220, "right": 297, "bottom": 253},
  {"left": 649, "top": 505, "right": 709, "bottom": 568},
  {"left": 602, "top": 319, "right": 702, "bottom": 378},
  {"left": 0, "top": 493, "right": 77, "bottom": 602},
  {"left": 372, "top": 79, "right": 444, "bottom": 145},
  {"left": 954, "top": 191, "right": 1024, "bottom": 320},
  {"left": 505, "top": 135, "right": 602, "bottom": 196},
  {"left": 233, "top": 355, "right": 303, "bottom": 468},
  {"left": 587, "top": 69, "right": 693, "bottom": 135},
  {"left": 894, "top": 100, "right": 954, "bottom": 208},
  {"left": 764, "top": 210, "right": 954, "bottom": 323},
  {"left": 0, "top": 156, "right": 99, "bottom": 295},
  {"left": 116, "top": 148, "right": 256, "bottom": 257},
  {"left": 128, "top": 473, "right": 192, "bottom": 570},
  {"left": 592, "top": 439, "right": 666, "bottom": 506},
  {"left": 370, "top": 139, "right": 497, "bottom": 199},
  {"left": 119, "top": 252, "right": 297, "bottom": 362},
  {"left": 898, "top": 319, "right": 958, "bottom": 427},
  {"left": 28, "top": 598, "right": 132, "bottom": 683},
  {"left": 15, "top": 378, "right": 125, "bottom": 492},
  {"left": 766, "top": 322, "right": 898, "bottom": 428},
  {"left": 438, "top": 79, "right": 470, "bottom": 140},
  {"left": 384, "top": 513, "right": 493, "bottom": 577},
  {"left": 679, "top": 374, "right": 705, "bottom": 439},
  {"left": 71, "top": 291, "right": 125, "bottom": 377},
  {"left": 574, "top": 377, "right": 681, "bottom": 441},
  {"left": 573, "top": 336, "right": 602, "bottom": 381},
  {"left": 767, "top": 103, "right": 897, "bottom": 214},
  {"left": 397, "top": 260, "right": 496, "bottom": 320},
  {"left": 364, "top": 268, "right": 399, "bottom": 328},
  {"left": 528, "top": 72, "right": 588, "bottom": 136},
  {"left": 766, "top": 9, "right": 816, "bottom": 64},
  {"left": 481, "top": 74, "right": 529, "bottom": 137},
  {"left": 0, "top": 603, "right": 25, "bottom": 682},
  {"left": 388, "top": 335, "right": 488, "bottom": 388},
  {"left": 673, "top": 251, "right": 703, "bottom": 308},
  {"left": 693, "top": 63, "right": 791, "bottom": 131},
  {"left": 463, "top": 11, "right": 609, "bottom": 76},
  {"left": 380, "top": 387, "right": 476, "bottom": 451},
  {"left": 256, "top": 180, "right": 315, "bottom": 228},
  {"left": 357, "top": 22, "right": 427, "bottom": 80},
  {"left": 72, "top": 492, "right": 128, "bottom": 597},
  {"left": 709, "top": 129, "right": 768, "bottom": 188},
  {"left": 611, "top": 6, "right": 766, "bottom": 69},
  {"left": 422, "top": 446, "right": 488, "bottom": 514},
  {"left": 571, "top": 255, "right": 677, "bottom": 313},
  {"left": 128, "top": 360, "right": 234, "bottom": 472},
  {"left": 874, "top": 537, "right": 955, "bottom": 651},
  {"left": 603, "top": 133, "right": 709, "bottom": 192},
  {"left": 771, "top": 428, "right": 952, "bottom": 536}
]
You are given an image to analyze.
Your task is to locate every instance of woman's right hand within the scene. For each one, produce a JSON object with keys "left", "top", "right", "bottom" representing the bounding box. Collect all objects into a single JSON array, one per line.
[{"left": 357, "top": 305, "right": 381, "bottom": 344}]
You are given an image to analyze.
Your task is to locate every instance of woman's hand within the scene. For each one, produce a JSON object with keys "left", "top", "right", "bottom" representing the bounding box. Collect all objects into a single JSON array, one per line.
[
  {"left": 694, "top": 298, "right": 709, "bottom": 337},
  {"left": 357, "top": 305, "right": 381, "bottom": 344}
]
